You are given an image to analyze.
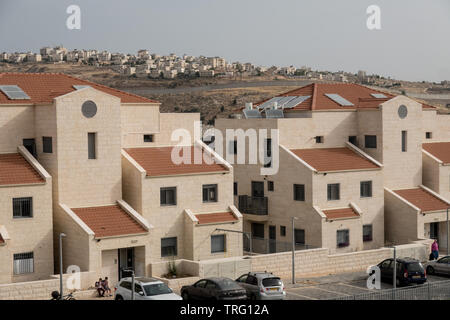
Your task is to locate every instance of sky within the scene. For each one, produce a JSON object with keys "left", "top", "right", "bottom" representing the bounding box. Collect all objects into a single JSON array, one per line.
[{"left": 1, "top": 0, "right": 449, "bottom": 82}]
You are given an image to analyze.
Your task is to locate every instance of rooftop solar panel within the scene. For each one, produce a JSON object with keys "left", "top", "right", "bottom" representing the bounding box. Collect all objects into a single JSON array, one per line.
[
  {"left": 257, "top": 97, "right": 285, "bottom": 110},
  {"left": 324, "top": 93, "right": 354, "bottom": 106},
  {"left": 370, "top": 93, "right": 387, "bottom": 99},
  {"left": 243, "top": 109, "right": 262, "bottom": 119},
  {"left": 265, "top": 109, "right": 284, "bottom": 118},
  {"left": 275, "top": 96, "right": 297, "bottom": 108},
  {"left": 283, "top": 95, "right": 311, "bottom": 109},
  {"left": 73, "top": 85, "right": 91, "bottom": 90},
  {"left": 0, "top": 85, "right": 30, "bottom": 100}
]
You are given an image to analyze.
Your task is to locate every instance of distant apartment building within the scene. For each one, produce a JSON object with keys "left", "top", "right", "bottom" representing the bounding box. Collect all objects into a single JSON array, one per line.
[
  {"left": 215, "top": 83, "right": 450, "bottom": 254},
  {"left": 0, "top": 73, "right": 243, "bottom": 284}
]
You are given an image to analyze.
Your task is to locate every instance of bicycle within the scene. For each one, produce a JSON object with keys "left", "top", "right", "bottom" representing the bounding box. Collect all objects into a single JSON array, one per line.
[{"left": 50, "top": 291, "right": 76, "bottom": 300}]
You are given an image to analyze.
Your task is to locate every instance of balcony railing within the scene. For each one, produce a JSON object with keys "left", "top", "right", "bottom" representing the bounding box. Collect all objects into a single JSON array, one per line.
[{"left": 238, "top": 195, "right": 268, "bottom": 215}]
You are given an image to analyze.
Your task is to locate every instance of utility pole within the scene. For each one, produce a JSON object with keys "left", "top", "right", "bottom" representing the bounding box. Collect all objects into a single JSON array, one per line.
[
  {"left": 125, "top": 269, "right": 135, "bottom": 300},
  {"left": 447, "top": 207, "right": 449, "bottom": 256},
  {"left": 59, "top": 233, "right": 66, "bottom": 300},
  {"left": 393, "top": 246, "right": 397, "bottom": 299},
  {"left": 292, "top": 217, "right": 298, "bottom": 284}
]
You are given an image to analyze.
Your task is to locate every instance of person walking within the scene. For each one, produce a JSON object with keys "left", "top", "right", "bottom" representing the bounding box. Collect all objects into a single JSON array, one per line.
[{"left": 431, "top": 239, "right": 439, "bottom": 260}]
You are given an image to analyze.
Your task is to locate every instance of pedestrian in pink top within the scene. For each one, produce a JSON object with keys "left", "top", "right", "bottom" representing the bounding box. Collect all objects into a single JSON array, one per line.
[{"left": 431, "top": 240, "right": 439, "bottom": 260}]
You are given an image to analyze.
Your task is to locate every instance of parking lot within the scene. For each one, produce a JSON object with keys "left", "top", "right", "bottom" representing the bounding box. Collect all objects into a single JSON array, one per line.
[{"left": 285, "top": 271, "right": 450, "bottom": 300}]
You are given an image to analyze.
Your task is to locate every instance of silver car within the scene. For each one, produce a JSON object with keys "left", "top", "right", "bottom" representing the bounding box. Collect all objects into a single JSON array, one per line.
[
  {"left": 425, "top": 256, "right": 450, "bottom": 276},
  {"left": 114, "top": 277, "right": 182, "bottom": 300},
  {"left": 235, "top": 272, "right": 286, "bottom": 300}
]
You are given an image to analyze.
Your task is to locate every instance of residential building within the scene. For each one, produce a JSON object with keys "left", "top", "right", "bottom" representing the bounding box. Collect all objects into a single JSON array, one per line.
[
  {"left": 0, "top": 73, "right": 242, "bottom": 284},
  {"left": 215, "top": 83, "right": 450, "bottom": 254}
]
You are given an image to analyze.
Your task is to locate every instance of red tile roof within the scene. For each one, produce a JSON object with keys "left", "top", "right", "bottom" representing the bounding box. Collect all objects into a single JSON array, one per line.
[
  {"left": 290, "top": 147, "right": 380, "bottom": 172},
  {"left": 0, "top": 153, "right": 45, "bottom": 186},
  {"left": 195, "top": 211, "right": 238, "bottom": 225},
  {"left": 255, "top": 83, "right": 434, "bottom": 111},
  {"left": 423, "top": 142, "right": 450, "bottom": 164},
  {"left": 0, "top": 73, "right": 158, "bottom": 104},
  {"left": 322, "top": 207, "right": 359, "bottom": 220},
  {"left": 71, "top": 204, "right": 147, "bottom": 238},
  {"left": 393, "top": 188, "right": 449, "bottom": 213},
  {"left": 125, "top": 146, "right": 229, "bottom": 177}
]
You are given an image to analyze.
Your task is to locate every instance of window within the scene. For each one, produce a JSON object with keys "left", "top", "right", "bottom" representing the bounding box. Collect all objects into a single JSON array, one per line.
[
  {"left": 143, "top": 134, "right": 154, "bottom": 142},
  {"left": 246, "top": 275, "right": 258, "bottom": 285},
  {"left": 13, "top": 197, "right": 33, "bottom": 218},
  {"left": 264, "top": 138, "right": 272, "bottom": 168},
  {"left": 233, "top": 182, "right": 238, "bottom": 196},
  {"left": 251, "top": 223, "right": 265, "bottom": 238},
  {"left": 360, "top": 181, "right": 372, "bottom": 198},
  {"left": 315, "top": 136, "right": 324, "bottom": 143},
  {"left": 202, "top": 184, "right": 218, "bottom": 202},
  {"left": 211, "top": 234, "right": 226, "bottom": 253},
  {"left": 161, "top": 237, "right": 177, "bottom": 257},
  {"left": 119, "top": 281, "right": 132, "bottom": 290},
  {"left": 401, "top": 131, "right": 407, "bottom": 152},
  {"left": 88, "top": 132, "right": 96, "bottom": 159},
  {"left": 293, "top": 184, "right": 305, "bottom": 201},
  {"left": 42, "top": 137, "right": 52, "bottom": 153},
  {"left": 327, "top": 183, "right": 340, "bottom": 201},
  {"left": 13, "top": 252, "right": 34, "bottom": 274},
  {"left": 160, "top": 187, "right": 176, "bottom": 206},
  {"left": 280, "top": 226, "right": 286, "bottom": 237},
  {"left": 337, "top": 230, "right": 350, "bottom": 248},
  {"left": 194, "top": 280, "right": 207, "bottom": 288},
  {"left": 348, "top": 136, "right": 357, "bottom": 145},
  {"left": 134, "top": 284, "right": 144, "bottom": 294},
  {"left": 364, "top": 135, "right": 377, "bottom": 149},
  {"left": 229, "top": 140, "right": 237, "bottom": 155},
  {"left": 294, "top": 229, "right": 305, "bottom": 245},
  {"left": 425, "top": 132, "right": 432, "bottom": 139},
  {"left": 363, "top": 225, "right": 373, "bottom": 242},
  {"left": 267, "top": 181, "right": 274, "bottom": 191}
]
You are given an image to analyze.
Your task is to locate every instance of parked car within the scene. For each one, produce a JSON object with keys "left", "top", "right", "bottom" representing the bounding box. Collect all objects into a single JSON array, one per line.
[
  {"left": 425, "top": 256, "right": 450, "bottom": 276},
  {"left": 235, "top": 272, "right": 286, "bottom": 300},
  {"left": 114, "top": 277, "right": 182, "bottom": 300},
  {"left": 181, "top": 277, "right": 247, "bottom": 300},
  {"left": 377, "top": 258, "right": 427, "bottom": 286}
]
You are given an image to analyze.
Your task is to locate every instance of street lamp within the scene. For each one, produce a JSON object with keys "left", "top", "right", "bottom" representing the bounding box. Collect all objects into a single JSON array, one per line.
[
  {"left": 291, "top": 217, "right": 298, "bottom": 284},
  {"left": 59, "top": 233, "right": 66, "bottom": 299}
]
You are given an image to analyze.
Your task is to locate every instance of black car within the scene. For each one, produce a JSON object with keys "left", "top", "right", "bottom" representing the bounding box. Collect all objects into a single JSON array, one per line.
[
  {"left": 181, "top": 277, "right": 247, "bottom": 300},
  {"left": 377, "top": 257, "right": 427, "bottom": 286}
]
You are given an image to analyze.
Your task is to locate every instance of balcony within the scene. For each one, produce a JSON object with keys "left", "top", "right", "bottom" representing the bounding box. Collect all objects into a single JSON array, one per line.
[{"left": 238, "top": 195, "right": 268, "bottom": 216}]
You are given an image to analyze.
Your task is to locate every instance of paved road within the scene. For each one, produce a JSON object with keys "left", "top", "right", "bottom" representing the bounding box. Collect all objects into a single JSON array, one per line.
[{"left": 285, "top": 271, "right": 450, "bottom": 300}]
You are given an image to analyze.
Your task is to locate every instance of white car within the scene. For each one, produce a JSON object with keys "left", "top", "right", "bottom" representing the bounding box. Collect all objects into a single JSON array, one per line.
[{"left": 114, "top": 277, "right": 182, "bottom": 300}]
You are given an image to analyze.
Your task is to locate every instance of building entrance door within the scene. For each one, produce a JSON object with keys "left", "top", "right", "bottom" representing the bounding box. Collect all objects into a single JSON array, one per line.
[
  {"left": 251, "top": 181, "right": 264, "bottom": 198},
  {"left": 118, "top": 247, "right": 135, "bottom": 279},
  {"left": 430, "top": 222, "right": 439, "bottom": 240}
]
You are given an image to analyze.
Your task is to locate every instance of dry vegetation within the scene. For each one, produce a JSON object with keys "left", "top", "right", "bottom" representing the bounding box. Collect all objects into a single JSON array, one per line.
[{"left": 1, "top": 62, "right": 448, "bottom": 122}]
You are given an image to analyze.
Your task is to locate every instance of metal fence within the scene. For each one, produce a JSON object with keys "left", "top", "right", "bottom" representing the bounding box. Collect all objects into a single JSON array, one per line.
[
  {"left": 243, "top": 236, "right": 315, "bottom": 254},
  {"left": 332, "top": 279, "right": 450, "bottom": 300},
  {"left": 238, "top": 195, "right": 268, "bottom": 215}
]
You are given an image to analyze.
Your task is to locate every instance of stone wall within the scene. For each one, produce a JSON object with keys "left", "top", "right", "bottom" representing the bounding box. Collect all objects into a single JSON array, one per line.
[{"left": 0, "top": 271, "right": 96, "bottom": 300}]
